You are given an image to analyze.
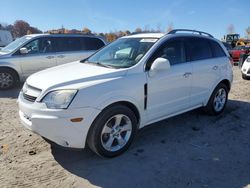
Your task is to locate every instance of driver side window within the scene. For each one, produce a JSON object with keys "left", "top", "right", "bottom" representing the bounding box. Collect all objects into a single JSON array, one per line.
[
  {"left": 23, "top": 38, "right": 55, "bottom": 54},
  {"left": 24, "top": 39, "right": 39, "bottom": 54},
  {"left": 146, "top": 39, "right": 186, "bottom": 70}
]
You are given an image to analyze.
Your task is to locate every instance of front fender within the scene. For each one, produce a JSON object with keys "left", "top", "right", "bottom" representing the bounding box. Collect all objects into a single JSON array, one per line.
[
  {"left": 95, "top": 93, "right": 146, "bottom": 127},
  {"left": 0, "top": 61, "right": 23, "bottom": 81}
]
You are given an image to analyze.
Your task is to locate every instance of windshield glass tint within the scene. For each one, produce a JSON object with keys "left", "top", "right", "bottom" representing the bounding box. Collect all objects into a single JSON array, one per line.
[
  {"left": 86, "top": 38, "right": 157, "bottom": 68},
  {"left": 1, "top": 36, "right": 32, "bottom": 53}
]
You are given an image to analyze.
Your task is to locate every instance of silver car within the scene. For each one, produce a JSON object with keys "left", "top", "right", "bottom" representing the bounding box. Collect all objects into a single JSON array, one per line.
[{"left": 0, "top": 34, "right": 106, "bottom": 89}]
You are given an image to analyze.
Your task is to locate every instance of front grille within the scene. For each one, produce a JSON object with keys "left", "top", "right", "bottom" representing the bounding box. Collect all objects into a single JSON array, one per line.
[
  {"left": 22, "top": 83, "right": 42, "bottom": 102},
  {"left": 23, "top": 93, "right": 37, "bottom": 102}
]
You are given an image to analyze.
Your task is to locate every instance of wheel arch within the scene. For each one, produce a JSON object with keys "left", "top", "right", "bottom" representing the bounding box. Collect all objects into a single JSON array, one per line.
[
  {"left": 219, "top": 79, "right": 231, "bottom": 91},
  {"left": 204, "top": 79, "right": 231, "bottom": 107},
  {"left": 0, "top": 66, "right": 20, "bottom": 82},
  {"left": 104, "top": 101, "right": 141, "bottom": 125},
  {"left": 99, "top": 101, "right": 141, "bottom": 126}
]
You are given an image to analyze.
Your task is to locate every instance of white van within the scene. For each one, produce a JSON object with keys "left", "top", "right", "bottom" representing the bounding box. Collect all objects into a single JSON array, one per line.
[
  {"left": 0, "top": 34, "right": 106, "bottom": 89},
  {"left": 0, "top": 30, "right": 13, "bottom": 47}
]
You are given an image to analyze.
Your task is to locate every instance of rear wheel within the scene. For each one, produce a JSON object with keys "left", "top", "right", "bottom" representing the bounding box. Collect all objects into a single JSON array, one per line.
[
  {"left": 204, "top": 83, "right": 228, "bottom": 115},
  {"left": 87, "top": 105, "right": 137, "bottom": 157},
  {"left": 0, "top": 68, "right": 18, "bottom": 90}
]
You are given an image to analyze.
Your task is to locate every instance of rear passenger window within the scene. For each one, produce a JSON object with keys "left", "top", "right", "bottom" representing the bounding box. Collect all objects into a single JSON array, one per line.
[
  {"left": 81, "top": 37, "right": 105, "bottom": 50},
  {"left": 187, "top": 38, "right": 213, "bottom": 61},
  {"left": 57, "top": 37, "right": 81, "bottom": 52},
  {"left": 210, "top": 41, "right": 226, "bottom": 57}
]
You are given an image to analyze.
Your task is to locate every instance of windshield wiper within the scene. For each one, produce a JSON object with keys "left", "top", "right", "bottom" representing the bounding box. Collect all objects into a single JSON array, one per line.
[
  {"left": 82, "top": 60, "right": 116, "bottom": 69},
  {"left": 95, "top": 62, "right": 116, "bottom": 69}
]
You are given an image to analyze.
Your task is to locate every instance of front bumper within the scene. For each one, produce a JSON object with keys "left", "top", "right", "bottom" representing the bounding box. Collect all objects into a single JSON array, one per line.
[
  {"left": 241, "top": 65, "right": 250, "bottom": 77},
  {"left": 18, "top": 93, "right": 101, "bottom": 149}
]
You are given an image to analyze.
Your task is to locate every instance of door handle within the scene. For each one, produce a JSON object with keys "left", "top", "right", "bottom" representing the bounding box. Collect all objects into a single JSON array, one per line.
[
  {"left": 57, "top": 55, "right": 65, "bottom": 58},
  {"left": 183, "top": 72, "right": 192, "bottom": 78},
  {"left": 213, "top": 66, "right": 218, "bottom": 70},
  {"left": 46, "top": 56, "right": 54, "bottom": 59}
]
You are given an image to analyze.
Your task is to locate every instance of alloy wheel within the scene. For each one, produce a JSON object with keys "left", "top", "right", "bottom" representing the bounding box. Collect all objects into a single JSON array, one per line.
[
  {"left": 0, "top": 72, "right": 14, "bottom": 89},
  {"left": 101, "top": 114, "right": 132, "bottom": 152}
]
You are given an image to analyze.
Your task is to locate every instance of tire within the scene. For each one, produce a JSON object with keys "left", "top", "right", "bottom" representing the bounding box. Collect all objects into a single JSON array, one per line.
[
  {"left": 204, "top": 83, "right": 228, "bottom": 116},
  {"left": 87, "top": 105, "right": 137, "bottom": 157},
  {"left": 0, "top": 68, "right": 18, "bottom": 90},
  {"left": 242, "top": 73, "right": 248, "bottom": 80}
]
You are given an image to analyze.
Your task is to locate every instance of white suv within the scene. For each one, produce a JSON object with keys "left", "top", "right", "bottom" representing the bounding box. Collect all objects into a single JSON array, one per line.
[{"left": 18, "top": 29, "right": 233, "bottom": 157}]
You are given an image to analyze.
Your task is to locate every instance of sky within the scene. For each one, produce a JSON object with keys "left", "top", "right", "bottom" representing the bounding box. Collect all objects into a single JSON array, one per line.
[{"left": 0, "top": 0, "right": 249, "bottom": 39}]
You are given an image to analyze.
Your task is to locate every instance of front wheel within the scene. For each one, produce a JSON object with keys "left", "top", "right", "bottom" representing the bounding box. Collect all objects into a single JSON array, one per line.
[
  {"left": 0, "top": 68, "right": 18, "bottom": 90},
  {"left": 204, "top": 83, "right": 228, "bottom": 115},
  {"left": 87, "top": 105, "right": 137, "bottom": 157}
]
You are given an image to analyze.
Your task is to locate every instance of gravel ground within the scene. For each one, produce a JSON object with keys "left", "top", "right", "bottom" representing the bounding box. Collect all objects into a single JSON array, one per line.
[{"left": 0, "top": 67, "right": 250, "bottom": 188}]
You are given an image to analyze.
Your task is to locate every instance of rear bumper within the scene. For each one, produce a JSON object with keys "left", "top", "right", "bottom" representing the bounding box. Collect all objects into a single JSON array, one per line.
[{"left": 18, "top": 93, "right": 101, "bottom": 149}]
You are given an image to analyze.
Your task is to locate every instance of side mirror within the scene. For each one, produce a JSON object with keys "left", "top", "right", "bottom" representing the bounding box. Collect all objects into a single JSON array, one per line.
[
  {"left": 20, "top": 47, "right": 28, "bottom": 54},
  {"left": 149, "top": 57, "right": 170, "bottom": 77}
]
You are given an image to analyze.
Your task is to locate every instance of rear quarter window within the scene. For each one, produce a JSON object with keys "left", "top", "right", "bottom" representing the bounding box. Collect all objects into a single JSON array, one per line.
[
  {"left": 81, "top": 37, "right": 105, "bottom": 50},
  {"left": 210, "top": 41, "right": 226, "bottom": 58}
]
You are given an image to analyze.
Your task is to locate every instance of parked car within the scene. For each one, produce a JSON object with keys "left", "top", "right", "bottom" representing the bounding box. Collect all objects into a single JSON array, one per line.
[
  {"left": 0, "top": 34, "right": 106, "bottom": 89},
  {"left": 238, "top": 52, "right": 250, "bottom": 68},
  {"left": 241, "top": 55, "right": 250, "bottom": 79},
  {"left": 230, "top": 45, "right": 250, "bottom": 63},
  {"left": 0, "top": 30, "right": 13, "bottom": 47},
  {"left": 18, "top": 29, "right": 233, "bottom": 157}
]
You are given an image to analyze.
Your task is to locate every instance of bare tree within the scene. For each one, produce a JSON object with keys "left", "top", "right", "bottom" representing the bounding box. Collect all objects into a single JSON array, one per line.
[
  {"left": 135, "top": 27, "right": 142, "bottom": 33},
  {"left": 156, "top": 23, "right": 162, "bottom": 32},
  {"left": 82, "top": 27, "right": 91, "bottom": 34},
  {"left": 13, "top": 20, "right": 31, "bottom": 37},
  {"left": 227, "top": 24, "right": 235, "bottom": 34},
  {"left": 246, "top": 27, "right": 250, "bottom": 38},
  {"left": 166, "top": 23, "right": 173, "bottom": 33}
]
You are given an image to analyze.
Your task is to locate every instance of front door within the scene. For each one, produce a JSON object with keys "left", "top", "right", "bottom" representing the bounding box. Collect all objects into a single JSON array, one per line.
[
  {"left": 17, "top": 37, "right": 57, "bottom": 78},
  {"left": 146, "top": 38, "right": 192, "bottom": 123}
]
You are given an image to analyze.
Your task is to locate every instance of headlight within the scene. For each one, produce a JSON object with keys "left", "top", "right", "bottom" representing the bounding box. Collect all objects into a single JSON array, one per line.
[{"left": 42, "top": 90, "right": 77, "bottom": 109}]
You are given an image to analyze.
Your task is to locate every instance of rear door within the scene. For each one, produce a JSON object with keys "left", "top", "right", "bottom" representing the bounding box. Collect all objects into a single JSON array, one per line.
[
  {"left": 186, "top": 37, "right": 223, "bottom": 107},
  {"left": 55, "top": 37, "right": 83, "bottom": 65},
  {"left": 146, "top": 38, "right": 192, "bottom": 123},
  {"left": 16, "top": 37, "right": 57, "bottom": 78}
]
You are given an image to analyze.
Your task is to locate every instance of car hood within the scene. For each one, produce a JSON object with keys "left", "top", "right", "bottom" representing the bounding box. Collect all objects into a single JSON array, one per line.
[
  {"left": 26, "top": 61, "right": 128, "bottom": 91},
  {"left": 0, "top": 51, "right": 9, "bottom": 57}
]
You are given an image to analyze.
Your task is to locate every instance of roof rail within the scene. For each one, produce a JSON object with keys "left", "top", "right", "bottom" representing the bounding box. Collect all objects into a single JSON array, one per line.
[{"left": 168, "top": 29, "right": 214, "bottom": 38}]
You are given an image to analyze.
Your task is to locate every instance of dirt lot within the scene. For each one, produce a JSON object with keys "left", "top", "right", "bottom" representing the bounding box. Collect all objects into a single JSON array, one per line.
[{"left": 0, "top": 67, "right": 250, "bottom": 188}]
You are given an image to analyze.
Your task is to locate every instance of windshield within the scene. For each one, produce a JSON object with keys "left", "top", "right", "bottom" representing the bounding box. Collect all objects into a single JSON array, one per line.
[
  {"left": 83, "top": 37, "right": 158, "bottom": 68},
  {"left": 226, "top": 34, "right": 240, "bottom": 42},
  {"left": 0, "top": 36, "right": 32, "bottom": 53}
]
